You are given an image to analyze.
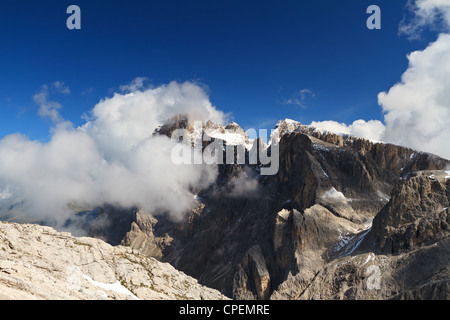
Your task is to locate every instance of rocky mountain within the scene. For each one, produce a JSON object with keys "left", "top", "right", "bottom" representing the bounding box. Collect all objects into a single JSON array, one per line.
[{"left": 1, "top": 116, "right": 449, "bottom": 300}]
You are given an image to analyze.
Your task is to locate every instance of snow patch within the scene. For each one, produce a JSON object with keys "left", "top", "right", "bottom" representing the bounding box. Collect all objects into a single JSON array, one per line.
[
  {"left": 81, "top": 274, "right": 140, "bottom": 300},
  {"left": 207, "top": 131, "right": 245, "bottom": 146},
  {"left": 377, "top": 190, "right": 390, "bottom": 202},
  {"left": 345, "top": 228, "right": 371, "bottom": 256},
  {"left": 319, "top": 164, "right": 329, "bottom": 178},
  {"left": 334, "top": 228, "right": 372, "bottom": 258},
  {"left": 362, "top": 253, "right": 374, "bottom": 266},
  {"left": 282, "top": 118, "right": 301, "bottom": 125},
  {"left": 206, "top": 128, "right": 255, "bottom": 151},
  {"left": 322, "top": 187, "right": 347, "bottom": 201},
  {"left": 335, "top": 232, "right": 352, "bottom": 252},
  {"left": 312, "top": 143, "right": 331, "bottom": 152},
  {"left": 270, "top": 119, "right": 302, "bottom": 144}
]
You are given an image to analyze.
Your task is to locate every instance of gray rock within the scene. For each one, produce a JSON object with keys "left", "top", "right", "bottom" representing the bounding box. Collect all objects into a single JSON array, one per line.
[{"left": 0, "top": 221, "right": 227, "bottom": 300}]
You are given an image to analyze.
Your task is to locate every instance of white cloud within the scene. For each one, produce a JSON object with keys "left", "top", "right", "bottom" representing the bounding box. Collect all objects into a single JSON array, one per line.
[
  {"left": 378, "top": 1, "right": 450, "bottom": 159},
  {"left": 0, "top": 80, "right": 223, "bottom": 226},
  {"left": 378, "top": 33, "right": 450, "bottom": 159},
  {"left": 310, "top": 119, "right": 386, "bottom": 142},
  {"left": 399, "top": 0, "right": 450, "bottom": 38},
  {"left": 52, "top": 81, "right": 71, "bottom": 94},
  {"left": 33, "top": 84, "right": 64, "bottom": 123},
  {"left": 119, "top": 77, "right": 148, "bottom": 93},
  {"left": 81, "top": 88, "right": 94, "bottom": 95},
  {"left": 281, "top": 89, "right": 315, "bottom": 109},
  {"left": 82, "top": 80, "right": 225, "bottom": 161}
]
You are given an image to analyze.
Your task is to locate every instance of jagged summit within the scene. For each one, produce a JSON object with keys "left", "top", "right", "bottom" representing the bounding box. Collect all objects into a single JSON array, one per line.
[
  {"left": 225, "top": 121, "right": 246, "bottom": 135},
  {"left": 158, "top": 115, "right": 449, "bottom": 165},
  {"left": 272, "top": 118, "right": 378, "bottom": 146},
  {"left": 155, "top": 115, "right": 253, "bottom": 149}
]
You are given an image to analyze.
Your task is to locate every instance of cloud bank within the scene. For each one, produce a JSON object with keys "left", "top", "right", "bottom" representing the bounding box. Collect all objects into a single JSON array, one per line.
[
  {"left": 310, "top": 119, "right": 386, "bottom": 142},
  {"left": 82, "top": 81, "right": 225, "bottom": 161},
  {"left": 312, "top": 0, "right": 450, "bottom": 160},
  {"left": 378, "top": 33, "right": 450, "bottom": 159},
  {"left": 0, "top": 81, "right": 223, "bottom": 226}
]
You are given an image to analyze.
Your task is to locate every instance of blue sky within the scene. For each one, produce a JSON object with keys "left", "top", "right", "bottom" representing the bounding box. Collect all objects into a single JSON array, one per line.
[{"left": 0, "top": 0, "right": 442, "bottom": 141}]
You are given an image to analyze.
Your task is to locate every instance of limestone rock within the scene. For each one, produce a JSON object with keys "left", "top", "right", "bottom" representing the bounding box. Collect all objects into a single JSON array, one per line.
[
  {"left": 121, "top": 208, "right": 173, "bottom": 259},
  {"left": 364, "top": 170, "right": 449, "bottom": 254},
  {"left": 273, "top": 170, "right": 450, "bottom": 300},
  {"left": 293, "top": 238, "right": 450, "bottom": 300},
  {"left": 0, "top": 221, "right": 227, "bottom": 300}
]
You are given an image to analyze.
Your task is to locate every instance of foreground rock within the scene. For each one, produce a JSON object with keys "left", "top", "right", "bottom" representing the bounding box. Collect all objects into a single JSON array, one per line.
[{"left": 0, "top": 221, "right": 227, "bottom": 300}]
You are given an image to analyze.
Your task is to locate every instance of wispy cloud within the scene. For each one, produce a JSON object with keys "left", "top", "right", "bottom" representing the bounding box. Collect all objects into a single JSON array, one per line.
[
  {"left": 119, "top": 77, "right": 149, "bottom": 93},
  {"left": 310, "top": 119, "right": 386, "bottom": 142},
  {"left": 32, "top": 81, "right": 72, "bottom": 123},
  {"left": 280, "top": 88, "right": 315, "bottom": 109},
  {"left": 227, "top": 168, "right": 260, "bottom": 198},
  {"left": 81, "top": 88, "right": 94, "bottom": 96},
  {"left": 33, "top": 84, "right": 64, "bottom": 123},
  {"left": 51, "top": 81, "right": 71, "bottom": 94},
  {"left": 399, "top": 0, "right": 450, "bottom": 39}
]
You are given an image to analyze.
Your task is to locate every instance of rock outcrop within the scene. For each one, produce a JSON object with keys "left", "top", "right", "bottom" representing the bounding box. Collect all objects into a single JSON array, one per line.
[
  {"left": 364, "top": 170, "right": 449, "bottom": 254},
  {"left": 0, "top": 221, "right": 227, "bottom": 300},
  {"left": 272, "top": 170, "right": 449, "bottom": 300}
]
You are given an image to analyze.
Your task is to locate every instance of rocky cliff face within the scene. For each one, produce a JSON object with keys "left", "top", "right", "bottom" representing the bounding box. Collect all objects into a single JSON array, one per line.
[
  {"left": 2, "top": 117, "right": 448, "bottom": 300},
  {"left": 364, "top": 170, "right": 449, "bottom": 254},
  {"left": 273, "top": 170, "right": 449, "bottom": 300}
]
